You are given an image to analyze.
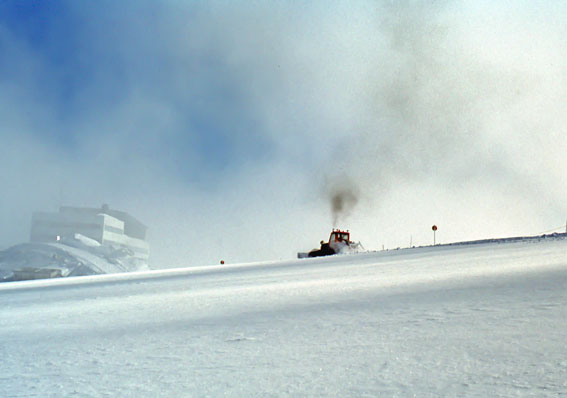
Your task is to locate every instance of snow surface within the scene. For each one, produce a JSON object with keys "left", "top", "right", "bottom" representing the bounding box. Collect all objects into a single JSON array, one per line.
[
  {"left": 1, "top": 236, "right": 566, "bottom": 397},
  {"left": 0, "top": 234, "right": 149, "bottom": 280}
]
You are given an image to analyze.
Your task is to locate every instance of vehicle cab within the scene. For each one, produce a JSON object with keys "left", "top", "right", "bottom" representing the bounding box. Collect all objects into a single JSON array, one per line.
[{"left": 328, "top": 229, "right": 350, "bottom": 253}]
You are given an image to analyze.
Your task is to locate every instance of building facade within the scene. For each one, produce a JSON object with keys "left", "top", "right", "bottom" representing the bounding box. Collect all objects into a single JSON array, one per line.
[{"left": 30, "top": 205, "right": 150, "bottom": 260}]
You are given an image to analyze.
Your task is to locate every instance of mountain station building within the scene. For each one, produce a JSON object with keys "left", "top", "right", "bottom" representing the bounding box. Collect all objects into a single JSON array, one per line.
[{"left": 30, "top": 205, "right": 150, "bottom": 260}]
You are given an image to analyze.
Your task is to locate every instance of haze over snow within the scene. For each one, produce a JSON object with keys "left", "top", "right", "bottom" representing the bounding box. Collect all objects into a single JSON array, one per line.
[{"left": 1, "top": 1, "right": 566, "bottom": 268}]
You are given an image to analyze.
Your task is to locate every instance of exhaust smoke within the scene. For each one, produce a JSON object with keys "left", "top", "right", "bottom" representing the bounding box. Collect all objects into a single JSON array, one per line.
[{"left": 327, "top": 178, "right": 359, "bottom": 227}]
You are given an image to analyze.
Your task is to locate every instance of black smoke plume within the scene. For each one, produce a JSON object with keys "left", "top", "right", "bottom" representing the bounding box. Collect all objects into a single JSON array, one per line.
[{"left": 327, "top": 178, "right": 359, "bottom": 227}]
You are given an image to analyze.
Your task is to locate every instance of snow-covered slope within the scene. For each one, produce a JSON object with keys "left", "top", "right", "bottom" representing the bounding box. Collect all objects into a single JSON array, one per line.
[
  {"left": 1, "top": 236, "right": 566, "bottom": 397},
  {"left": 0, "top": 234, "right": 150, "bottom": 281}
]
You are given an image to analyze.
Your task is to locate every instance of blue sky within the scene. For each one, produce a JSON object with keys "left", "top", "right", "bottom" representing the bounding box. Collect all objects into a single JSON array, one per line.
[
  {"left": 0, "top": 1, "right": 271, "bottom": 177},
  {"left": 1, "top": 1, "right": 566, "bottom": 267}
]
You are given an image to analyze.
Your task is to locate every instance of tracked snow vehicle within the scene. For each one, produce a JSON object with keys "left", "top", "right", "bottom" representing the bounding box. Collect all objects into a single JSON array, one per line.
[{"left": 298, "top": 229, "right": 360, "bottom": 258}]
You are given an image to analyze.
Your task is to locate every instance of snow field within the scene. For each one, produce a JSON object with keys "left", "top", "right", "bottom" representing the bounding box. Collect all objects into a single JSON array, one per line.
[{"left": 1, "top": 238, "right": 566, "bottom": 397}]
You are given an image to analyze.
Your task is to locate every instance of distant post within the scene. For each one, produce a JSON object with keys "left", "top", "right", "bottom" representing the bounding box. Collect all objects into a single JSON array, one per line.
[{"left": 432, "top": 225, "right": 438, "bottom": 245}]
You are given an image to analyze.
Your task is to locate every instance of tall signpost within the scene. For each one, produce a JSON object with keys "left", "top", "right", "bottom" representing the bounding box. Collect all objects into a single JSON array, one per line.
[{"left": 432, "top": 225, "right": 438, "bottom": 245}]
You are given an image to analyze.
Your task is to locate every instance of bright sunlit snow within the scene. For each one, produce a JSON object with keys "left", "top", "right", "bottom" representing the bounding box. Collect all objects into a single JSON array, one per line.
[{"left": 1, "top": 236, "right": 566, "bottom": 397}]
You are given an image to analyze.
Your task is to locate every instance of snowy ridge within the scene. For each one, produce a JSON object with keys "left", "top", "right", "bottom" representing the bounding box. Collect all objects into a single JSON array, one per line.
[
  {"left": 2, "top": 232, "right": 565, "bottom": 293},
  {"left": 432, "top": 231, "right": 567, "bottom": 248},
  {"left": 0, "top": 233, "right": 149, "bottom": 281}
]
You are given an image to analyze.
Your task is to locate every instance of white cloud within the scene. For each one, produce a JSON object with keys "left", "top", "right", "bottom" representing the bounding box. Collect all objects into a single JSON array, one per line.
[{"left": 1, "top": 1, "right": 566, "bottom": 267}]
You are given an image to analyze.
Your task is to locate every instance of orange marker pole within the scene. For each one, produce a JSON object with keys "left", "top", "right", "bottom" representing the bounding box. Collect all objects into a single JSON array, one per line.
[{"left": 432, "top": 225, "right": 438, "bottom": 245}]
